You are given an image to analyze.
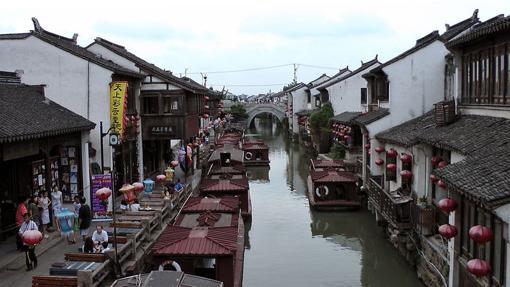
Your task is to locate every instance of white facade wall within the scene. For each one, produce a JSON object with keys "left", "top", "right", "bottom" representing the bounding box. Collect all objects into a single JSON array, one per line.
[
  {"left": 290, "top": 87, "right": 308, "bottom": 134},
  {"left": 0, "top": 35, "right": 140, "bottom": 199},
  {"left": 367, "top": 41, "right": 448, "bottom": 137},
  {"left": 87, "top": 44, "right": 140, "bottom": 72}
]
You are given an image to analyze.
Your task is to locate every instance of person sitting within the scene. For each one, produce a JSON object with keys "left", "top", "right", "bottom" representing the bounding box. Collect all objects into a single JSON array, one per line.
[
  {"left": 91, "top": 225, "right": 108, "bottom": 250},
  {"left": 130, "top": 199, "right": 140, "bottom": 212},
  {"left": 120, "top": 200, "right": 129, "bottom": 212},
  {"left": 83, "top": 236, "right": 95, "bottom": 253}
]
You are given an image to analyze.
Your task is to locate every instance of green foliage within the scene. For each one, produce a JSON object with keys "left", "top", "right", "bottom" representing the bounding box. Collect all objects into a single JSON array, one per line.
[
  {"left": 283, "top": 81, "right": 298, "bottom": 91},
  {"left": 309, "top": 102, "right": 334, "bottom": 135},
  {"left": 230, "top": 103, "right": 248, "bottom": 120},
  {"left": 329, "top": 143, "right": 346, "bottom": 160}
]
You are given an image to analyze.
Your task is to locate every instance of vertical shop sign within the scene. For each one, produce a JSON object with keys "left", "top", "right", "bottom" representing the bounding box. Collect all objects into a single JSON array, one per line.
[{"left": 109, "top": 81, "right": 128, "bottom": 139}]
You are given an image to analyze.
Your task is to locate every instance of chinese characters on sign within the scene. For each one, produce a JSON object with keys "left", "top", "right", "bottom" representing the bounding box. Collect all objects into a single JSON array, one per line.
[
  {"left": 109, "top": 81, "right": 128, "bottom": 140},
  {"left": 91, "top": 174, "right": 112, "bottom": 219},
  {"left": 151, "top": 126, "right": 175, "bottom": 135}
]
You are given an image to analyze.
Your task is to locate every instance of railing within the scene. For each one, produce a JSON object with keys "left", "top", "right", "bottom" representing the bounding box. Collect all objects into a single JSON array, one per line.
[
  {"left": 368, "top": 176, "right": 412, "bottom": 230},
  {"left": 412, "top": 203, "right": 436, "bottom": 236}
]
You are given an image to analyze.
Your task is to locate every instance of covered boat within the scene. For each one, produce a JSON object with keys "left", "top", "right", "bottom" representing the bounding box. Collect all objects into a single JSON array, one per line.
[{"left": 307, "top": 168, "right": 361, "bottom": 210}]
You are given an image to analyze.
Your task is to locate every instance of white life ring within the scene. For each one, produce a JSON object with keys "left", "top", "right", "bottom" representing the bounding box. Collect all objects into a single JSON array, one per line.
[
  {"left": 158, "top": 260, "right": 182, "bottom": 272},
  {"left": 315, "top": 185, "right": 329, "bottom": 198},
  {"left": 245, "top": 152, "right": 253, "bottom": 160}
]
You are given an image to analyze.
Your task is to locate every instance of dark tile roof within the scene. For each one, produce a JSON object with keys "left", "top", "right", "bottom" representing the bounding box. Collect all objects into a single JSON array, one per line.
[
  {"left": 283, "top": 82, "right": 306, "bottom": 93},
  {"left": 307, "top": 74, "right": 330, "bottom": 88},
  {"left": 364, "top": 31, "right": 441, "bottom": 76},
  {"left": 318, "top": 57, "right": 380, "bottom": 89},
  {"left": 182, "top": 197, "right": 240, "bottom": 213},
  {"left": 92, "top": 37, "right": 207, "bottom": 92},
  {"left": 310, "top": 170, "right": 357, "bottom": 183},
  {"left": 434, "top": 145, "right": 510, "bottom": 209},
  {"left": 447, "top": 14, "right": 510, "bottom": 48},
  {"left": 331, "top": 112, "right": 362, "bottom": 124},
  {"left": 376, "top": 111, "right": 435, "bottom": 147},
  {"left": 314, "top": 67, "right": 351, "bottom": 89},
  {"left": 353, "top": 108, "right": 390, "bottom": 126},
  {"left": 295, "top": 109, "right": 314, "bottom": 116},
  {"left": 0, "top": 84, "right": 95, "bottom": 143},
  {"left": 440, "top": 10, "right": 479, "bottom": 41},
  {"left": 11, "top": 26, "right": 144, "bottom": 79},
  {"left": 0, "top": 33, "right": 31, "bottom": 40}
]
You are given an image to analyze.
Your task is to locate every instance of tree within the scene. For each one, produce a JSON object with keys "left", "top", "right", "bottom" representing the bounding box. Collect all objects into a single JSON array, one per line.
[
  {"left": 230, "top": 104, "right": 248, "bottom": 121},
  {"left": 309, "top": 102, "right": 333, "bottom": 134}
]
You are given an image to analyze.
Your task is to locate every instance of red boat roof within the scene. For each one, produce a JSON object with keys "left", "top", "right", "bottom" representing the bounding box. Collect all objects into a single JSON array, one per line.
[
  {"left": 243, "top": 144, "right": 268, "bottom": 150},
  {"left": 153, "top": 226, "right": 238, "bottom": 256},
  {"left": 310, "top": 159, "right": 344, "bottom": 169},
  {"left": 199, "top": 178, "right": 249, "bottom": 192},
  {"left": 311, "top": 170, "right": 357, "bottom": 183},
  {"left": 208, "top": 164, "right": 246, "bottom": 175},
  {"left": 182, "top": 197, "right": 240, "bottom": 213},
  {"left": 175, "top": 211, "right": 240, "bottom": 228}
]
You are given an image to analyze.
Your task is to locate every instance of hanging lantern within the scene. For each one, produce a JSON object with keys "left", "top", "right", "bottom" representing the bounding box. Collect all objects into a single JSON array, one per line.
[
  {"left": 438, "top": 224, "right": 458, "bottom": 239},
  {"left": 431, "top": 156, "right": 442, "bottom": 167},
  {"left": 170, "top": 160, "right": 179, "bottom": 167},
  {"left": 430, "top": 174, "right": 438, "bottom": 182},
  {"left": 204, "top": 96, "right": 210, "bottom": 101},
  {"left": 386, "top": 149, "right": 398, "bottom": 158},
  {"left": 400, "top": 170, "right": 413, "bottom": 178},
  {"left": 119, "top": 184, "right": 136, "bottom": 203},
  {"left": 400, "top": 153, "right": 412, "bottom": 163},
  {"left": 438, "top": 197, "right": 457, "bottom": 213},
  {"left": 437, "top": 180, "right": 447, "bottom": 189},
  {"left": 204, "top": 105, "right": 209, "bottom": 109},
  {"left": 343, "top": 135, "right": 350, "bottom": 140},
  {"left": 375, "top": 146, "right": 385, "bottom": 153},
  {"left": 202, "top": 114, "right": 209, "bottom": 119},
  {"left": 386, "top": 163, "right": 397, "bottom": 171},
  {"left": 438, "top": 161, "right": 448, "bottom": 168},
  {"left": 96, "top": 187, "right": 112, "bottom": 206},
  {"left": 364, "top": 144, "right": 371, "bottom": 150},
  {"left": 469, "top": 225, "right": 493, "bottom": 243},
  {"left": 143, "top": 178, "right": 155, "bottom": 195},
  {"left": 132, "top": 182, "right": 144, "bottom": 193},
  {"left": 156, "top": 174, "right": 166, "bottom": 182},
  {"left": 22, "top": 230, "right": 43, "bottom": 246},
  {"left": 467, "top": 259, "right": 491, "bottom": 277},
  {"left": 375, "top": 159, "right": 384, "bottom": 166}
]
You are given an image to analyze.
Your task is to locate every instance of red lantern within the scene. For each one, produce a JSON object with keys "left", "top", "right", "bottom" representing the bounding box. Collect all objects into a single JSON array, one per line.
[
  {"left": 400, "top": 153, "right": 412, "bottom": 163},
  {"left": 386, "top": 149, "right": 398, "bottom": 158},
  {"left": 343, "top": 135, "right": 350, "bottom": 140},
  {"left": 431, "top": 156, "right": 442, "bottom": 167},
  {"left": 156, "top": 174, "right": 166, "bottom": 182},
  {"left": 438, "top": 197, "right": 457, "bottom": 213},
  {"left": 364, "top": 144, "right": 371, "bottom": 150},
  {"left": 22, "top": 230, "right": 43, "bottom": 246},
  {"left": 375, "top": 146, "right": 385, "bottom": 153},
  {"left": 204, "top": 105, "right": 209, "bottom": 109},
  {"left": 437, "top": 180, "right": 446, "bottom": 188},
  {"left": 375, "top": 159, "right": 384, "bottom": 166},
  {"left": 204, "top": 96, "right": 210, "bottom": 101},
  {"left": 171, "top": 160, "right": 178, "bottom": 167},
  {"left": 467, "top": 259, "right": 491, "bottom": 277},
  {"left": 132, "top": 182, "right": 144, "bottom": 193},
  {"left": 400, "top": 170, "right": 412, "bottom": 178},
  {"left": 438, "top": 161, "right": 448, "bottom": 168},
  {"left": 438, "top": 224, "right": 458, "bottom": 239},
  {"left": 469, "top": 225, "right": 493, "bottom": 243},
  {"left": 202, "top": 114, "right": 209, "bottom": 119},
  {"left": 430, "top": 174, "right": 438, "bottom": 182},
  {"left": 120, "top": 184, "right": 136, "bottom": 203},
  {"left": 386, "top": 163, "right": 397, "bottom": 171}
]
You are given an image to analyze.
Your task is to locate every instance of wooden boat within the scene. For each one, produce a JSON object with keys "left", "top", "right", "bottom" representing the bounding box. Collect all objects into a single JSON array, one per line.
[
  {"left": 200, "top": 174, "right": 251, "bottom": 220},
  {"left": 241, "top": 139, "right": 270, "bottom": 167},
  {"left": 307, "top": 159, "right": 360, "bottom": 210},
  {"left": 112, "top": 270, "right": 224, "bottom": 287}
]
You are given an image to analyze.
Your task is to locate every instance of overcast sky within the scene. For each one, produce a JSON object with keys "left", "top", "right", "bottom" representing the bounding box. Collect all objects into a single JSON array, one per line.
[{"left": 1, "top": 1, "right": 507, "bottom": 95}]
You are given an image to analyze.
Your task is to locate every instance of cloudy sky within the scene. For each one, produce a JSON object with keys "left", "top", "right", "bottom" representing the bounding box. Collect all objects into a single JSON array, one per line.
[{"left": 1, "top": 0, "right": 507, "bottom": 95}]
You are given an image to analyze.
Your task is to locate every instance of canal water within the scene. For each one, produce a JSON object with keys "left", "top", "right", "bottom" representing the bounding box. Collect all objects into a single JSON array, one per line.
[{"left": 242, "top": 119, "right": 423, "bottom": 287}]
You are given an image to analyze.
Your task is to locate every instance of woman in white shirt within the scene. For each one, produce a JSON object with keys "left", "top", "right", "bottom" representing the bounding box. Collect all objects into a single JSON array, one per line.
[{"left": 51, "top": 186, "right": 63, "bottom": 229}]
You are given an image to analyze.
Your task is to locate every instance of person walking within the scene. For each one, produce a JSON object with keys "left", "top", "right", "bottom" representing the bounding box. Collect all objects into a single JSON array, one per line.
[
  {"left": 71, "top": 195, "right": 81, "bottom": 244},
  {"left": 39, "top": 191, "right": 51, "bottom": 238},
  {"left": 18, "top": 213, "right": 39, "bottom": 271},
  {"left": 51, "top": 185, "right": 63, "bottom": 228},
  {"left": 78, "top": 197, "right": 91, "bottom": 241},
  {"left": 28, "top": 196, "right": 41, "bottom": 229},
  {"left": 15, "top": 196, "right": 28, "bottom": 251}
]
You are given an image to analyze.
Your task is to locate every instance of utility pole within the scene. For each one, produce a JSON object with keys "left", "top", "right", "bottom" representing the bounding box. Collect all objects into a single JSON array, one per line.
[
  {"left": 200, "top": 73, "right": 208, "bottom": 87},
  {"left": 293, "top": 64, "right": 298, "bottom": 83},
  {"left": 185, "top": 68, "right": 188, "bottom": 77}
]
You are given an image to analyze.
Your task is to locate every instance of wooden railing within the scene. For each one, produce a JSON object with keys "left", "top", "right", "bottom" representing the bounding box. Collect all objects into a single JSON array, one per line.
[{"left": 367, "top": 176, "right": 412, "bottom": 230}]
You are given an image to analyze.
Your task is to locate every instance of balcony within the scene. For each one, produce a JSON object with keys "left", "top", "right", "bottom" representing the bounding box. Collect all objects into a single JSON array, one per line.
[
  {"left": 412, "top": 203, "right": 436, "bottom": 236},
  {"left": 367, "top": 176, "right": 412, "bottom": 230}
]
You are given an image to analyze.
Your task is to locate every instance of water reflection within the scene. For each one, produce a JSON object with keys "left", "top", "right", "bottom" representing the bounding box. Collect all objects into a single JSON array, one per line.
[{"left": 243, "top": 117, "right": 423, "bottom": 287}]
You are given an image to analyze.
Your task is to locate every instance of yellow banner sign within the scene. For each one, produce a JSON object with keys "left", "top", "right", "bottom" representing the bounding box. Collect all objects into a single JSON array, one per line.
[{"left": 109, "top": 81, "right": 128, "bottom": 137}]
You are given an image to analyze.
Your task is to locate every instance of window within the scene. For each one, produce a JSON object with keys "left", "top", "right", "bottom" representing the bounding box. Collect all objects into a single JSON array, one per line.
[
  {"left": 361, "top": 88, "right": 367, "bottom": 104},
  {"left": 163, "top": 97, "right": 179, "bottom": 113},
  {"left": 142, "top": 96, "right": 158, "bottom": 114},
  {"left": 306, "top": 93, "right": 311, "bottom": 103}
]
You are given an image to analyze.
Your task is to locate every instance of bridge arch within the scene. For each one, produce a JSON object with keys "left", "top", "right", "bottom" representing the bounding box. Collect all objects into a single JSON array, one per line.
[{"left": 244, "top": 103, "right": 286, "bottom": 127}]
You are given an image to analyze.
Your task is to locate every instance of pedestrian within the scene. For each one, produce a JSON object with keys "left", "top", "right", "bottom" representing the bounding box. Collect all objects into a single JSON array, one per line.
[
  {"left": 15, "top": 196, "right": 28, "bottom": 251},
  {"left": 71, "top": 195, "right": 81, "bottom": 244},
  {"left": 83, "top": 236, "right": 95, "bottom": 253},
  {"left": 51, "top": 185, "right": 63, "bottom": 228},
  {"left": 78, "top": 197, "right": 91, "bottom": 241},
  {"left": 28, "top": 196, "right": 41, "bottom": 229},
  {"left": 120, "top": 200, "right": 129, "bottom": 212},
  {"left": 91, "top": 225, "right": 109, "bottom": 252},
  {"left": 39, "top": 191, "right": 51, "bottom": 238},
  {"left": 18, "top": 213, "right": 38, "bottom": 271},
  {"left": 174, "top": 178, "right": 183, "bottom": 193}
]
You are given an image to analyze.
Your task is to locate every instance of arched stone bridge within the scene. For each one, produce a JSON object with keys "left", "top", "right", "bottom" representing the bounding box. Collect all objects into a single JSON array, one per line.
[{"left": 243, "top": 103, "right": 286, "bottom": 126}]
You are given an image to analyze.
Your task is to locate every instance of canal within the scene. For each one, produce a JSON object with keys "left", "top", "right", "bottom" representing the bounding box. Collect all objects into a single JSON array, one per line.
[{"left": 242, "top": 118, "right": 423, "bottom": 287}]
